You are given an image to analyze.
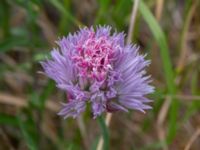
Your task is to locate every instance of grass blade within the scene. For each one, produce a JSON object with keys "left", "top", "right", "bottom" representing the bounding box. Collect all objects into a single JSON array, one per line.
[
  {"left": 48, "top": 0, "right": 83, "bottom": 27},
  {"left": 0, "top": 113, "right": 18, "bottom": 126},
  {"left": 139, "top": 0, "right": 175, "bottom": 94},
  {"left": 0, "top": 36, "right": 29, "bottom": 52},
  {"left": 17, "top": 115, "right": 38, "bottom": 150},
  {"left": 139, "top": 0, "right": 178, "bottom": 143}
]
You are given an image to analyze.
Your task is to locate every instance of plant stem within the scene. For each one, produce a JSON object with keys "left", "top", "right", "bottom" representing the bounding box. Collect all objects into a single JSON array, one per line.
[
  {"left": 96, "top": 0, "right": 140, "bottom": 149},
  {"left": 96, "top": 113, "right": 112, "bottom": 150}
]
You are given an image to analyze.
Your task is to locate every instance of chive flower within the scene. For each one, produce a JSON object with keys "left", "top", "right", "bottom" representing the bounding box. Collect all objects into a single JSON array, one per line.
[{"left": 41, "top": 26, "right": 154, "bottom": 119}]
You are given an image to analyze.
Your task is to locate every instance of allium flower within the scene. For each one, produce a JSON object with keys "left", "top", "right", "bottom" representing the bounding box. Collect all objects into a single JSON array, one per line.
[{"left": 41, "top": 26, "right": 154, "bottom": 119}]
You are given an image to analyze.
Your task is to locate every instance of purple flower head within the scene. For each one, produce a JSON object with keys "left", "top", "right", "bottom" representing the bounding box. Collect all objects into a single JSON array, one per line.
[{"left": 41, "top": 26, "right": 154, "bottom": 119}]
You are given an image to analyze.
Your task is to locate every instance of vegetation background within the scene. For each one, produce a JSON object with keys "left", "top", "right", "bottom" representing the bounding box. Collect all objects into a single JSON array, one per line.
[{"left": 0, "top": 0, "right": 200, "bottom": 149}]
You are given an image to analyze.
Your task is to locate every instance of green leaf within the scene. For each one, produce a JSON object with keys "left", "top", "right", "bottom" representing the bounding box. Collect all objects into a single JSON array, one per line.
[
  {"left": 0, "top": 113, "right": 18, "bottom": 126},
  {"left": 0, "top": 0, "right": 10, "bottom": 37},
  {"left": 17, "top": 116, "right": 38, "bottom": 150},
  {"left": 39, "top": 80, "right": 55, "bottom": 110},
  {"left": 95, "top": 0, "right": 112, "bottom": 24},
  {"left": 0, "top": 36, "right": 29, "bottom": 53}
]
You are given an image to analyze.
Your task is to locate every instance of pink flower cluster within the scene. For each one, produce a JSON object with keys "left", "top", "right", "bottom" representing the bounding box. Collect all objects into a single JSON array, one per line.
[{"left": 72, "top": 31, "right": 114, "bottom": 81}]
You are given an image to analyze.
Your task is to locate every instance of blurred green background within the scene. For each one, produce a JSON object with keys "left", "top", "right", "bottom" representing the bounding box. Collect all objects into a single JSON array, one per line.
[{"left": 0, "top": 0, "right": 200, "bottom": 149}]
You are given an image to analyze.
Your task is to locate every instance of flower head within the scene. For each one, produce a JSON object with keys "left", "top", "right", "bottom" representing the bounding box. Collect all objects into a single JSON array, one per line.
[{"left": 41, "top": 26, "right": 154, "bottom": 119}]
